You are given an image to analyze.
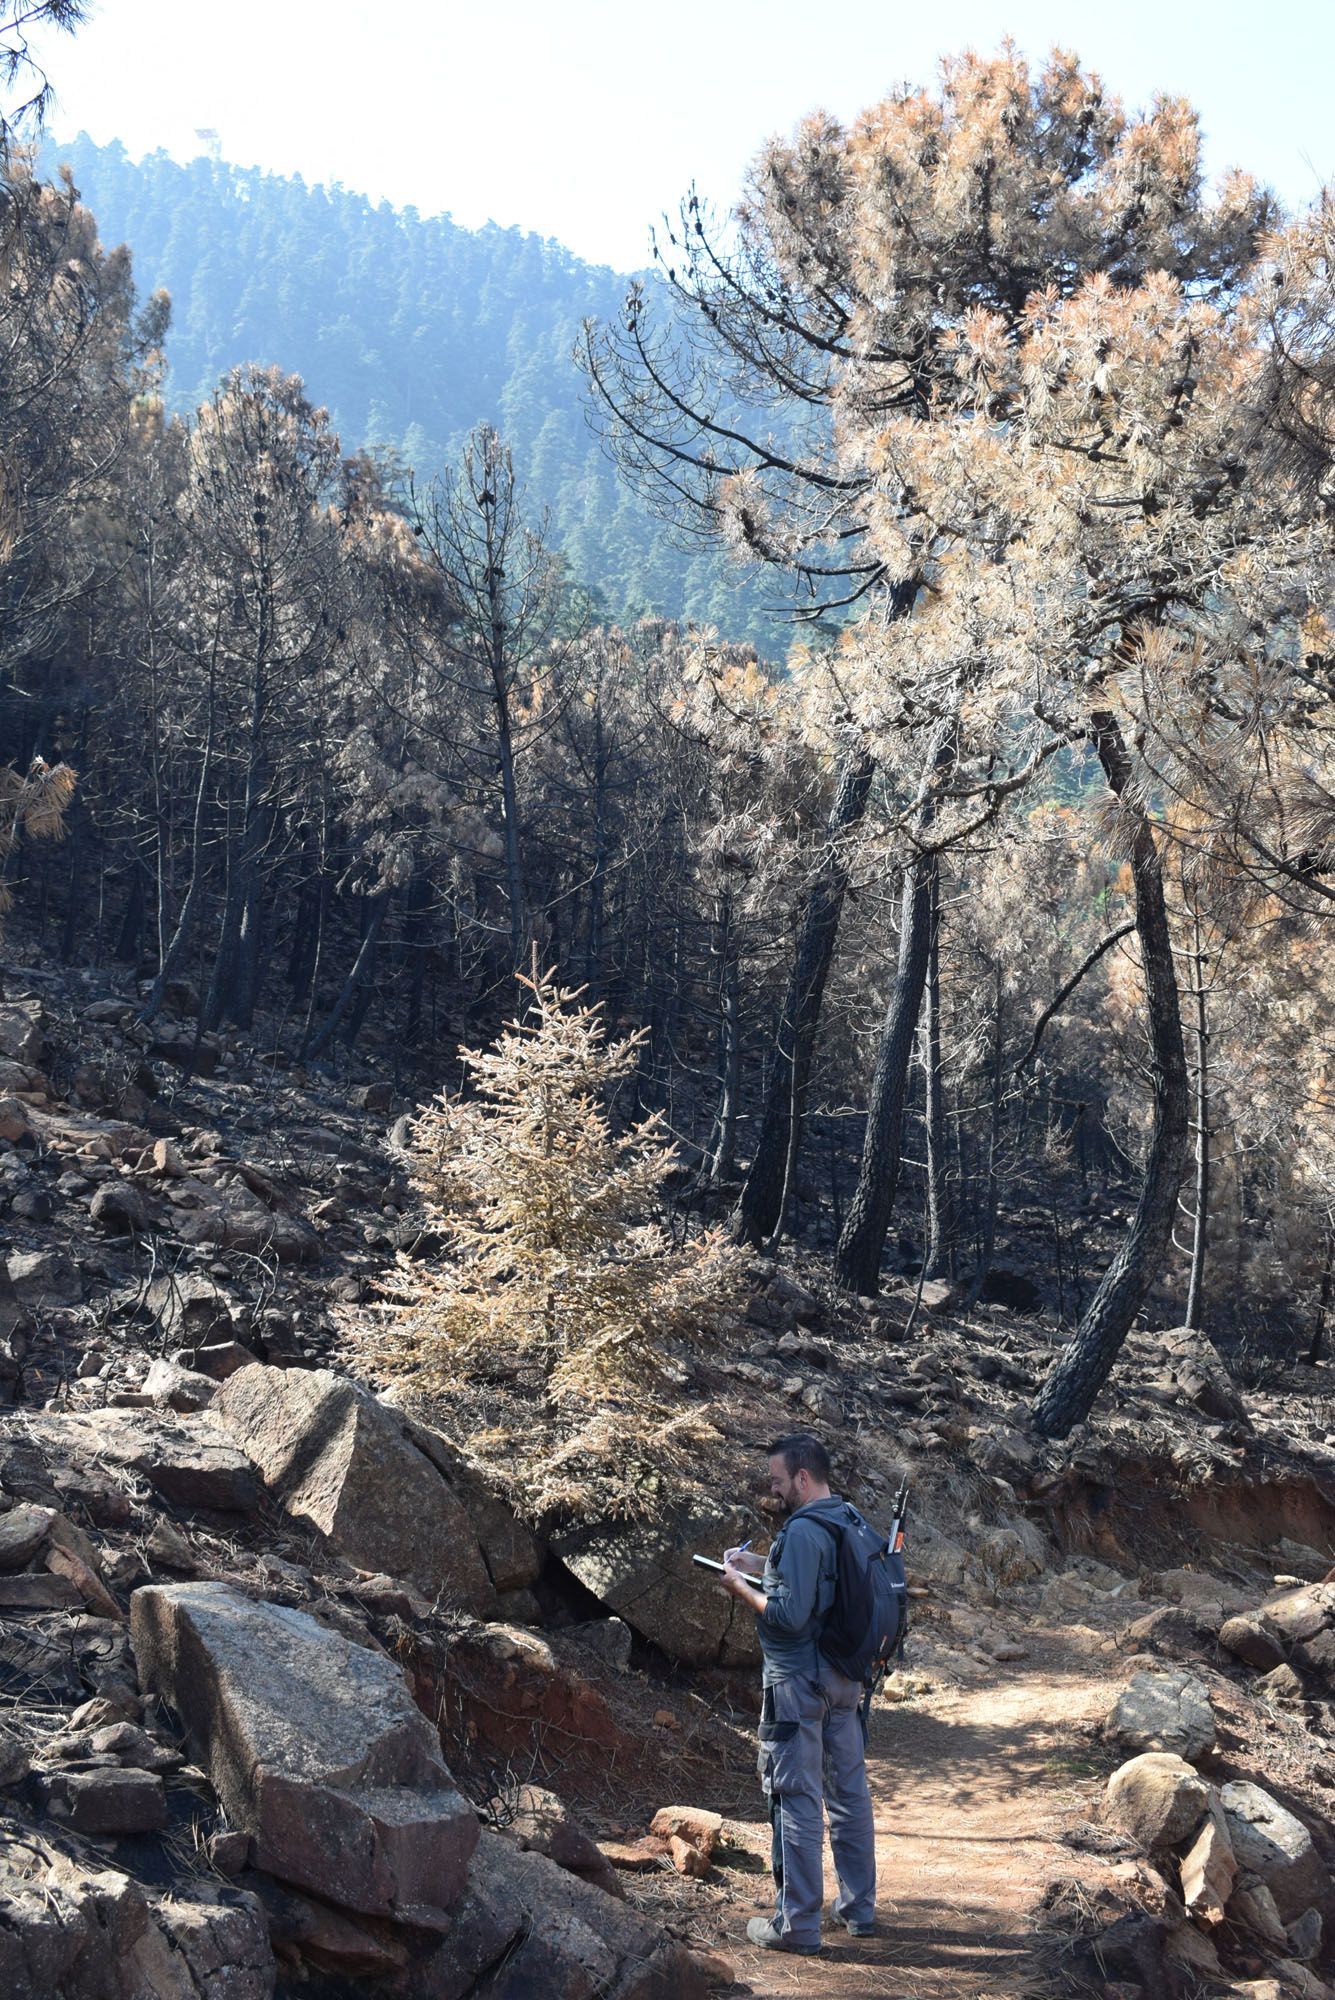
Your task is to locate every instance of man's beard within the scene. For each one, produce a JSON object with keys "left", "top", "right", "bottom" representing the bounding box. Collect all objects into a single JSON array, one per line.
[{"left": 777, "top": 1489, "right": 798, "bottom": 1517}]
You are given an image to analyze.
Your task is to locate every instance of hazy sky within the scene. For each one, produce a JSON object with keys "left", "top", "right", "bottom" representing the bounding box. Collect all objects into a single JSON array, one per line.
[{"left": 30, "top": 0, "right": 1335, "bottom": 271}]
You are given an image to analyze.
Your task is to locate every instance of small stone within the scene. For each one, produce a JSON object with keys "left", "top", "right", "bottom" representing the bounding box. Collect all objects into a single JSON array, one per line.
[
  {"left": 1232, "top": 1880, "right": 1290, "bottom": 1946},
  {"left": 181, "top": 1340, "right": 255, "bottom": 1381},
  {"left": 88, "top": 1722, "right": 177, "bottom": 1773},
  {"left": 668, "top": 1832, "right": 709, "bottom": 1877},
  {"left": 0, "top": 1724, "right": 30, "bottom": 1786},
  {"left": 90, "top": 1179, "right": 153, "bottom": 1233},
  {"left": 1263, "top": 1585, "right": 1335, "bottom": 1645},
  {"left": 0, "top": 1096, "right": 33, "bottom": 1144},
  {"left": 1219, "top": 1613, "right": 1285, "bottom": 1672},
  {"left": 0, "top": 1501, "right": 56, "bottom": 1570},
  {"left": 1179, "top": 1799, "right": 1236, "bottom": 1921},
  {"left": 68, "top": 1696, "right": 140, "bottom": 1731},
  {"left": 6, "top": 1247, "right": 80, "bottom": 1306},
  {"left": 1272, "top": 1962, "right": 1334, "bottom": 2000},
  {"left": 8, "top": 1187, "right": 52, "bottom": 1221},
  {"left": 689, "top": 1950, "right": 739, "bottom": 1990},
  {"left": 142, "top": 1357, "right": 217, "bottom": 1411},
  {"left": 43, "top": 1766, "right": 168, "bottom": 1834},
  {"left": 0, "top": 1000, "right": 44, "bottom": 1063},
  {"left": 650, "top": 1805, "right": 723, "bottom": 1861},
  {"left": 1288, "top": 1908, "right": 1323, "bottom": 1962},
  {"left": 1165, "top": 1922, "right": 1220, "bottom": 1974},
  {"left": 568, "top": 1616, "right": 633, "bottom": 1672},
  {"left": 1257, "top": 1662, "right": 1304, "bottom": 1701},
  {"left": 43, "top": 1521, "right": 123, "bottom": 1620},
  {"left": 0, "top": 1572, "right": 83, "bottom": 1609},
  {"left": 599, "top": 1834, "right": 671, "bottom": 1870},
  {"left": 146, "top": 1519, "right": 202, "bottom": 1571},
  {"left": 208, "top": 1829, "right": 252, "bottom": 1874},
  {"left": 350, "top": 1082, "right": 393, "bottom": 1112}
]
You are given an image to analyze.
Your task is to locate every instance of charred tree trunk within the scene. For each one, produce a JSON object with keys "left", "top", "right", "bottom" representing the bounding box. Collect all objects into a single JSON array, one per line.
[
  {"left": 709, "top": 890, "right": 742, "bottom": 1185},
  {"left": 307, "top": 888, "right": 391, "bottom": 1059},
  {"left": 834, "top": 843, "right": 937, "bottom": 1294},
  {"left": 965, "top": 962, "right": 1005, "bottom": 1307},
  {"left": 1031, "top": 712, "right": 1189, "bottom": 1438},
  {"left": 730, "top": 746, "right": 875, "bottom": 1245},
  {"left": 584, "top": 721, "right": 608, "bottom": 998},
  {"left": 141, "top": 665, "right": 217, "bottom": 1026},
  {"left": 921, "top": 867, "right": 955, "bottom": 1279},
  {"left": 1308, "top": 1235, "right": 1334, "bottom": 1367},
  {"left": 113, "top": 862, "right": 146, "bottom": 964},
  {"left": 834, "top": 726, "right": 955, "bottom": 1295},
  {"left": 205, "top": 502, "right": 273, "bottom": 1032},
  {"left": 287, "top": 837, "right": 323, "bottom": 1002},
  {"left": 232, "top": 807, "right": 275, "bottom": 1030},
  {"left": 1183, "top": 903, "right": 1210, "bottom": 1332},
  {"left": 402, "top": 867, "right": 432, "bottom": 1045}
]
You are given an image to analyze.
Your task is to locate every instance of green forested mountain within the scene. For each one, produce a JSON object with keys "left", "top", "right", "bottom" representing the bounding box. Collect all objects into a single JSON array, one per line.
[{"left": 46, "top": 134, "right": 790, "bottom": 649}]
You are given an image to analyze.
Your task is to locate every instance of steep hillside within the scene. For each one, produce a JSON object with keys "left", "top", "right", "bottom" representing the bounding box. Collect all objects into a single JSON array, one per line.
[
  {"left": 3, "top": 952, "right": 1335, "bottom": 1998},
  {"left": 44, "top": 134, "right": 791, "bottom": 651}
]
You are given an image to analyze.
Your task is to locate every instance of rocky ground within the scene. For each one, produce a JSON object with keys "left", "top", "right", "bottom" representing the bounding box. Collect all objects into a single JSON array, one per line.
[{"left": 2, "top": 957, "right": 1335, "bottom": 1999}]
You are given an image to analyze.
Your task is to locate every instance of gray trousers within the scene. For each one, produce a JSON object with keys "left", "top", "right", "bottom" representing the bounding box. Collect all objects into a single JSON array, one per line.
[{"left": 758, "top": 1665, "right": 876, "bottom": 1948}]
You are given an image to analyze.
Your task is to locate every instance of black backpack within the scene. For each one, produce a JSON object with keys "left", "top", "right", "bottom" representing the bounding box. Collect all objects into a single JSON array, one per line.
[{"left": 809, "top": 1484, "right": 909, "bottom": 1687}]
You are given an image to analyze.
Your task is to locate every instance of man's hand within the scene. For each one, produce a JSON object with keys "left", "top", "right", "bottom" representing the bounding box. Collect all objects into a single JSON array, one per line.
[
  {"left": 723, "top": 1546, "right": 765, "bottom": 1577},
  {"left": 720, "top": 1560, "right": 767, "bottom": 1615}
]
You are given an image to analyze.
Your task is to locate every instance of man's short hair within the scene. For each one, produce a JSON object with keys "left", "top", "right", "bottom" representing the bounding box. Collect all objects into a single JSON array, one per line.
[{"left": 766, "top": 1433, "right": 832, "bottom": 1482}]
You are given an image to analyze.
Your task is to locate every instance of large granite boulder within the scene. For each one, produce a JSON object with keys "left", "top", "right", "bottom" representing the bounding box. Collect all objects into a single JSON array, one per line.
[
  {"left": 553, "top": 1500, "right": 760, "bottom": 1667},
  {"left": 1155, "top": 1328, "right": 1251, "bottom": 1425},
  {"left": 1105, "top": 1752, "right": 1211, "bottom": 1850},
  {"left": 144, "top": 1272, "right": 237, "bottom": 1348},
  {"left": 24, "top": 1409, "right": 260, "bottom": 1514},
  {"left": 213, "top": 1365, "right": 503, "bottom": 1612},
  {"left": 1219, "top": 1780, "right": 1329, "bottom": 1924},
  {"left": 177, "top": 1195, "right": 320, "bottom": 1263},
  {"left": 501, "top": 1782, "right": 624, "bottom": 1898},
  {"left": 0, "top": 1000, "right": 44, "bottom": 1065},
  {"left": 0, "top": 1840, "right": 274, "bottom": 2000},
  {"left": 1103, "top": 1670, "right": 1216, "bottom": 1762},
  {"left": 395, "top": 1407, "right": 543, "bottom": 1594},
  {"left": 131, "top": 1582, "right": 479, "bottom": 1924},
  {"left": 1263, "top": 1584, "right": 1335, "bottom": 1646},
  {"left": 7, "top": 1247, "right": 81, "bottom": 1307},
  {"left": 1219, "top": 1612, "right": 1286, "bottom": 1672},
  {"left": 414, "top": 1828, "right": 708, "bottom": 1999},
  {"left": 1263, "top": 1584, "right": 1335, "bottom": 1682}
]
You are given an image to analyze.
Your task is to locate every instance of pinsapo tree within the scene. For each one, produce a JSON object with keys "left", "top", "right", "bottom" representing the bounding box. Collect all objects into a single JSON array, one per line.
[{"left": 355, "top": 964, "right": 742, "bottom": 1520}]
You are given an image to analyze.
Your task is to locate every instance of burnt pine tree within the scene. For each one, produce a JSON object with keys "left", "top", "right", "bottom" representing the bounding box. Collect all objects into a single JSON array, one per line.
[{"left": 584, "top": 47, "right": 1267, "bottom": 1278}]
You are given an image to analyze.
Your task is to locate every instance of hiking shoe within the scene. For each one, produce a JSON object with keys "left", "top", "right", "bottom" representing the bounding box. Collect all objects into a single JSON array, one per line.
[
  {"left": 746, "top": 1917, "right": 822, "bottom": 1955},
  {"left": 827, "top": 1901, "right": 876, "bottom": 1937}
]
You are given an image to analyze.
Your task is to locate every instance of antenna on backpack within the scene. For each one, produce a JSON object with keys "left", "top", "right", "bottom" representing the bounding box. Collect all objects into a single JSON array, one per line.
[{"left": 889, "top": 1478, "right": 909, "bottom": 1554}]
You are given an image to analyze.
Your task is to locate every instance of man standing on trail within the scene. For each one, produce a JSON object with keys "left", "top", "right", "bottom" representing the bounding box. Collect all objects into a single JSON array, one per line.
[{"left": 721, "top": 1432, "right": 877, "bottom": 1956}]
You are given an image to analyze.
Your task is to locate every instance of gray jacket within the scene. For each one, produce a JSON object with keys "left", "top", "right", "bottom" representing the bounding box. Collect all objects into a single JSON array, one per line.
[{"left": 757, "top": 1494, "right": 850, "bottom": 1686}]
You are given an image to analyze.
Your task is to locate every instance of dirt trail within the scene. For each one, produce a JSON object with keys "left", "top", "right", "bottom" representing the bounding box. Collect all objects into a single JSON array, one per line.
[{"left": 726, "top": 1660, "right": 1117, "bottom": 2000}]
